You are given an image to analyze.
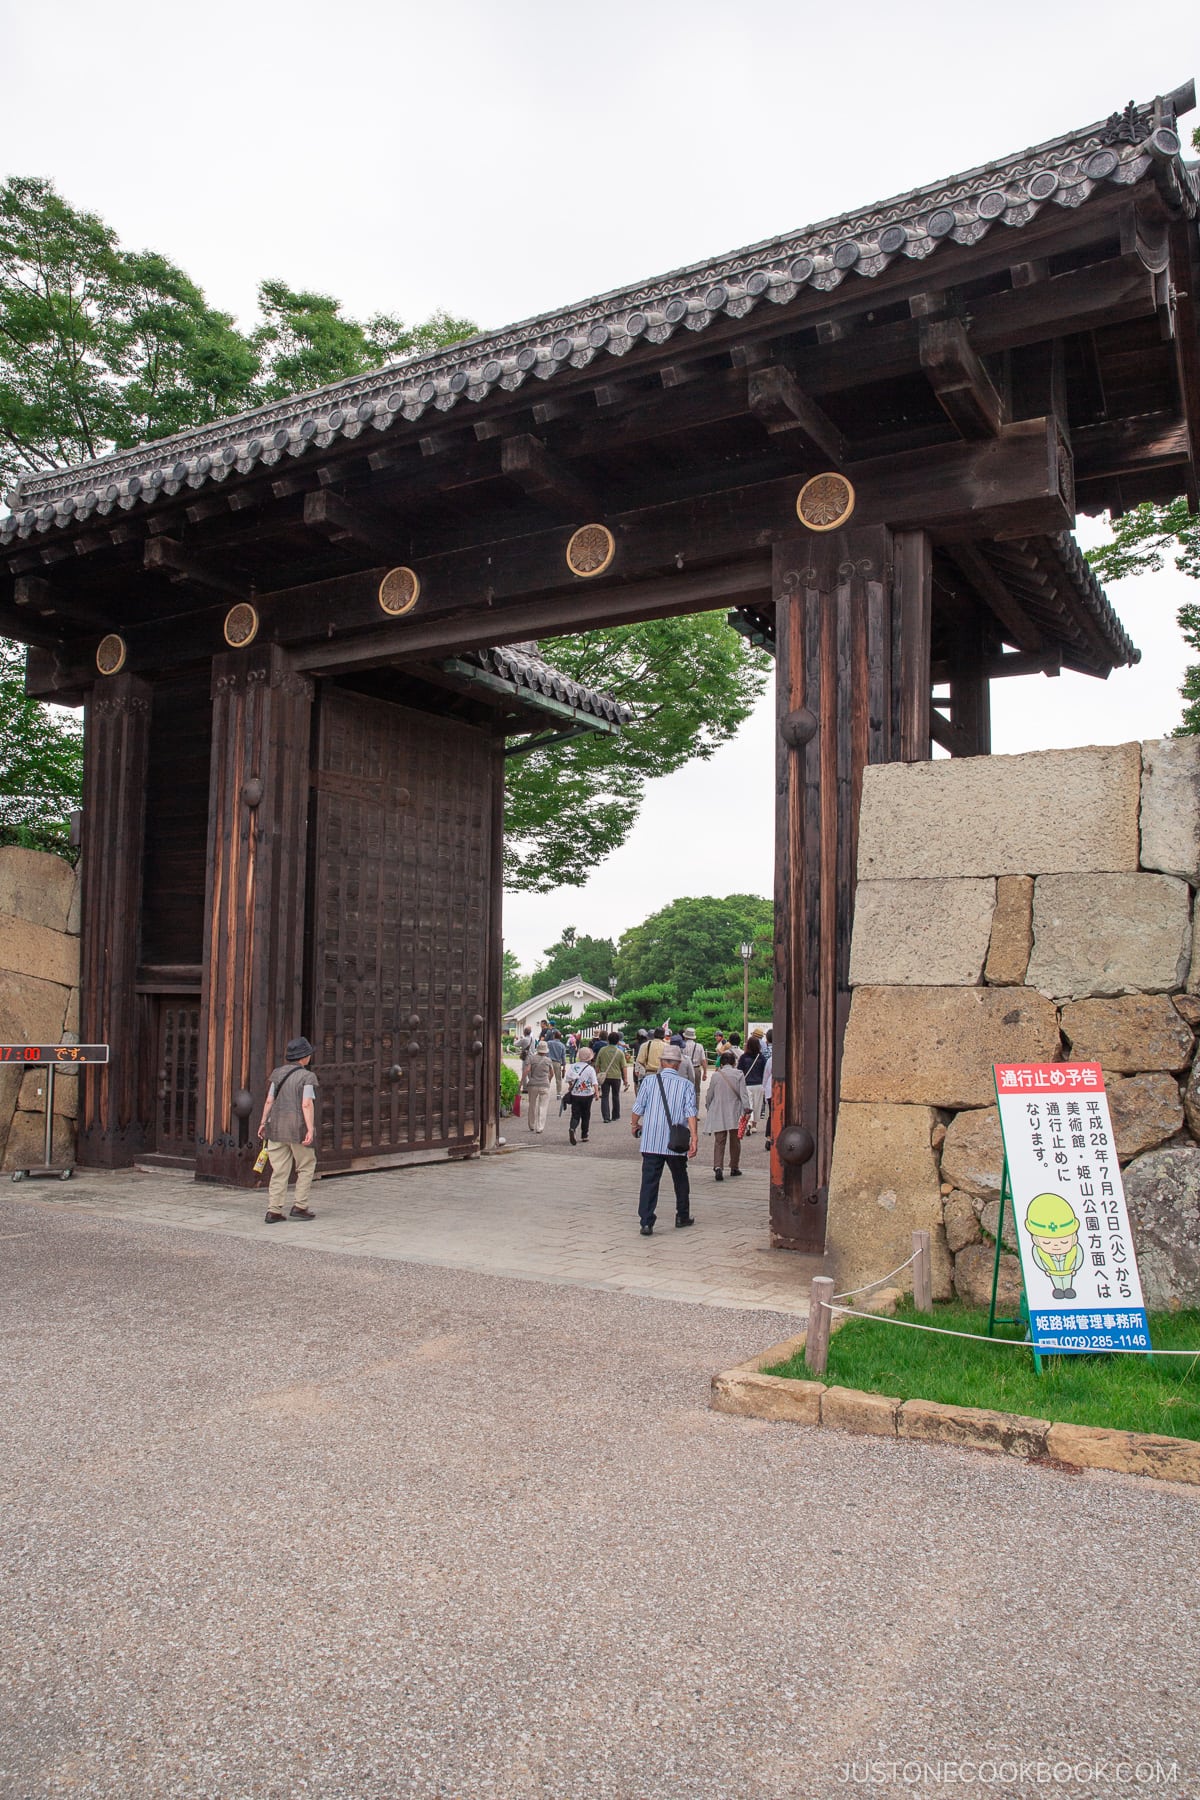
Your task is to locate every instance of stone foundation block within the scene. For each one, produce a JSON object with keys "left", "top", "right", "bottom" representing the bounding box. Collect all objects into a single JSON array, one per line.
[
  {"left": 1027, "top": 872, "right": 1191, "bottom": 1000},
  {"left": 0, "top": 970, "right": 71, "bottom": 1162},
  {"left": 825, "top": 1102, "right": 950, "bottom": 1301},
  {"left": 979, "top": 1197, "right": 1019, "bottom": 1251},
  {"left": 2, "top": 1109, "right": 74, "bottom": 1170},
  {"left": 898, "top": 1398, "right": 1050, "bottom": 1458},
  {"left": 1046, "top": 1422, "right": 1200, "bottom": 1485},
  {"left": 821, "top": 1386, "right": 899, "bottom": 1435},
  {"left": 0, "top": 912, "right": 79, "bottom": 989},
  {"left": 840, "top": 986, "right": 1060, "bottom": 1109},
  {"left": 710, "top": 1371, "right": 824, "bottom": 1424},
  {"left": 940, "top": 1106, "right": 1004, "bottom": 1201},
  {"left": 984, "top": 875, "right": 1034, "bottom": 986},
  {"left": 943, "top": 1190, "right": 982, "bottom": 1254},
  {"left": 1141, "top": 736, "right": 1200, "bottom": 883},
  {"left": 1105, "top": 1072, "right": 1184, "bottom": 1163},
  {"left": 857, "top": 743, "right": 1141, "bottom": 881},
  {"left": 849, "top": 878, "right": 995, "bottom": 987},
  {"left": 1121, "top": 1145, "right": 1200, "bottom": 1308},
  {"left": 0, "top": 846, "right": 77, "bottom": 934},
  {"left": 1060, "top": 994, "right": 1193, "bottom": 1072},
  {"left": 17, "top": 1067, "right": 79, "bottom": 1119},
  {"left": 953, "top": 1242, "right": 1023, "bottom": 1311}
]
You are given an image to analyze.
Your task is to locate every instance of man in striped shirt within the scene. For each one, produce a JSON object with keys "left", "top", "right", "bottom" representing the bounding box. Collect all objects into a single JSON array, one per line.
[{"left": 630, "top": 1042, "right": 698, "bottom": 1236}]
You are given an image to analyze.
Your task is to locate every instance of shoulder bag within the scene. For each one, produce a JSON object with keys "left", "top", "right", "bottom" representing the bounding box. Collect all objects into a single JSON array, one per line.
[{"left": 654, "top": 1070, "right": 692, "bottom": 1155}]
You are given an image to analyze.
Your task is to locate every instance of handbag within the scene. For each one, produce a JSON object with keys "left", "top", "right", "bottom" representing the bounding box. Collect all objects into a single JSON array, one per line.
[{"left": 654, "top": 1070, "right": 692, "bottom": 1155}]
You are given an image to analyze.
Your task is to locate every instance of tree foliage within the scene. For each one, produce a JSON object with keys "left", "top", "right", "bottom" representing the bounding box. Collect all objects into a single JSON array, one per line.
[
  {"left": 503, "top": 615, "right": 770, "bottom": 892},
  {"left": 615, "top": 893, "right": 773, "bottom": 1003},
  {"left": 533, "top": 925, "right": 616, "bottom": 991},
  {"left": 0, "top": 640, "right": 82, "bottom": 857}
]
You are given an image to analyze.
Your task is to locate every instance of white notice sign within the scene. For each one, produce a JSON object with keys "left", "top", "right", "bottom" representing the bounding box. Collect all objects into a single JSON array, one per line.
[{"left": 994, "top": 1063, "right": 1149, "bottom": 1356}]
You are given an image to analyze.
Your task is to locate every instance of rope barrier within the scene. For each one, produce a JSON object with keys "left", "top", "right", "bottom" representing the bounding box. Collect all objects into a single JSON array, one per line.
[
  {"left": 823, "top": 1301, "right": 1200, "bottom": 1356},
  {"left": 830, "top": 1252, "right": 919, "bottom": 1301}
]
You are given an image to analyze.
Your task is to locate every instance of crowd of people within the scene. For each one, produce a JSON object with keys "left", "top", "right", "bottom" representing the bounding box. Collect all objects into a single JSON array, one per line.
[{"left": 514, "top": 1019, "right": 774, "bottom": 1230}]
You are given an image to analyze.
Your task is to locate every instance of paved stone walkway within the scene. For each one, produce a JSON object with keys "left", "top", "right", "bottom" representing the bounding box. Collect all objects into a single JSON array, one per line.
[{"left": 8, "top": 1130, "right": 819, "bottom": 1316}]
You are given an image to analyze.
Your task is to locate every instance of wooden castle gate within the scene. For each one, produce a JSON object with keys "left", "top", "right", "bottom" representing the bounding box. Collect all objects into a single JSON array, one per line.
[{"left": 3, "top": 81, "right": 1197, "bottom": 1251}]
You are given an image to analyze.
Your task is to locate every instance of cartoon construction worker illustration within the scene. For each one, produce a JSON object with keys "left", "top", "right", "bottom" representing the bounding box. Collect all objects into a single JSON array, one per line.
[{"left": 1025, "top": 1192, "right": 1083, "bottom": 1300}]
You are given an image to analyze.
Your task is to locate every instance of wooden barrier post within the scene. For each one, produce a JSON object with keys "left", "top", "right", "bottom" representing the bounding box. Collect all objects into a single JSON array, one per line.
[
  {"left": 913, "top": 1229, "right": 933, "bottom": 1313},
  {"left": 806, "top": 1276, "right": 834, "bottom": 1375}
]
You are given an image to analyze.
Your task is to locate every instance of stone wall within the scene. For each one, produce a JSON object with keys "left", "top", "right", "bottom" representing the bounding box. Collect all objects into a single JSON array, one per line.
[
  {"left": 827, "top": 739, "right": 1200, "bottom": 1310},
  {"left": 0, "top": 847, "right": 81, "bottom": 1169}
]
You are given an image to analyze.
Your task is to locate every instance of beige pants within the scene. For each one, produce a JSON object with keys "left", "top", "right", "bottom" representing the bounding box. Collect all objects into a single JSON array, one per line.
[
  {"left": 526, "top": 1087, "right": 551, "bottom": 1133},
  {"left": 266, "top": 1140, "right": 317, "bottom": 1212}
]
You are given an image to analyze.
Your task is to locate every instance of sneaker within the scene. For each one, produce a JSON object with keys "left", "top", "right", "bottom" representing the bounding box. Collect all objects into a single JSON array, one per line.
[
  {"left": 289, "top": 1205, "right": 316, "bottom": 1220},
  {"left": 264, "top": 1210, "right": 286, "bottom": 1224}
]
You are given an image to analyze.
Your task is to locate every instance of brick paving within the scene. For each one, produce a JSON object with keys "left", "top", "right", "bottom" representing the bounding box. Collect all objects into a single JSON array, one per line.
[{"left": 6, "top": 1109, "right": 816, "bottom": 1316}]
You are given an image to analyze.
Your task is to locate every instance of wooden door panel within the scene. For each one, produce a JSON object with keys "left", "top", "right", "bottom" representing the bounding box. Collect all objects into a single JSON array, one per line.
[
  {"left": 310, "top": 688, "right": 492, "bottom": 1165},
  {"left": 155, "top": 998, "right": 200, "bottom": 1158}
]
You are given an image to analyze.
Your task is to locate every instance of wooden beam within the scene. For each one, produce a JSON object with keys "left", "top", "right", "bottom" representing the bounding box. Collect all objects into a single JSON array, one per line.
[
  {"left": 919, "top": 317, "right": 1005, "bottom": 440},
  {"left": 1169, "top": 219, "right": 1200, "bottom": 512},
  {"left": 303, "top": 487, "right": 409, "bottom": 559},
  {"left": 931, "top": 647, "right": 1061, "bottom": 683},
  {"left": 944, "top": 543, "right": 1047, "bottom": 654},
  {"left": 929, "top": 707, "right": 977, "bottom": 757},
  {"left": 499, "top": 433, "right": 599, "bottom": 516},
  {"left": 143, "top": 536, "right": 249, "bottom": 599},
  {"left": 747, "top": 366, "right": 847, "bottom": 464},
  {"left": 894, "top": 530, "right": 932, "bottom": 760}
]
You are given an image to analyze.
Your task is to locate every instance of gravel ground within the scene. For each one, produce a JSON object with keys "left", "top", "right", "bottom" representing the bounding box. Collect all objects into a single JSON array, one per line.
[{"left": 2, "top": 1195, "right": 1198, "bottom": 1800}]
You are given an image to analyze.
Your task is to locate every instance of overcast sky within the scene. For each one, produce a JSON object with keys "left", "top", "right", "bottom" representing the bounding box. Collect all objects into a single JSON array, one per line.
[{"left": 3, "top": 1, "right": 1196, "bottom": 966}]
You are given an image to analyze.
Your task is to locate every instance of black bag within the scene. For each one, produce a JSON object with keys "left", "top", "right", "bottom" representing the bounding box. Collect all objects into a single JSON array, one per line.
[{"left": 655, "top": 1070, "right": 692, "bottom": 1155}]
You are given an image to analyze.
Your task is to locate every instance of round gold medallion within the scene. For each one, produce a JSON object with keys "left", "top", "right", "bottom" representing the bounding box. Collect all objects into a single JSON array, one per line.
[
  {"left": 565, "top": 523, "right": 616, "bottom": 579},
  {"left": 223, "top": 601, "right": 259, "bottom": 647},
  {"left": 95, "top": 633, "right": 127, "bottom": 676},
  {"left": 796, "top": 472, "right": 856, "bottom": 532},
  {"left": 378, "top": 566, "right": 421, "bottom": 616}
]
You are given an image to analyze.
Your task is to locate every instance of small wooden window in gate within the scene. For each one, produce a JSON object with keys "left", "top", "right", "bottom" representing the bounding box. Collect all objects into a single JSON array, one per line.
[{"left": 155, "top": 999, "right": 201, "bottom": 1159}]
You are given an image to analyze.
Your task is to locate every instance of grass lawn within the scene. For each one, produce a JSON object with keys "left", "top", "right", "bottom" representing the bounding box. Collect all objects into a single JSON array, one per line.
[{"left": 766, "top": 1300, "right": 1200, "bottom": 1440}]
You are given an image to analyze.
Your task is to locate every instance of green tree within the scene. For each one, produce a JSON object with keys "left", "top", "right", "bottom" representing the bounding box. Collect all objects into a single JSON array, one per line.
[
  {"left": 253, "top": 280, "right": 476, "bottom": 402},
  {"left": 502, "top": 947, "right": 533, "bottom": 1012},
  {"left": 504, "top": 614, "right": 770, "bottom": 892},
  {"left": 536, "top": 925, "right": 616, "bottom": 990},
  {"left": 615, "top": 893, "right": 773, "bottom": 1002},
  {"left": 0, "top": 640, "right": 82, "bottom": 857},
  {"left": 1086, "top": 122, "right": 1200, "bottom": 732},
  {"left": 607, "top": 982, "right": 681, "bottom": 1035}
]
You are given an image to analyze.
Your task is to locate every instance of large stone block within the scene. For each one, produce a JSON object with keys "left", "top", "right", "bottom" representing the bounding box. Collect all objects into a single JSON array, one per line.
[
  {"left": 0, "top": 970, "right": 70, "bottom": 1161},
  {"left": 953, "top": 1241, "right": 1024, "bottom": 1311},
  {"left": 1060, "top": 994, "right": 1194, "bottom": 1072},
  {"left": 849, "top": 879, "right": 995, "bottom": 987},
  {"left": 2, "top": 1108, "right": 74, "bottom": 1170},
  {"left": 943, "top": 1190, "right": 982, "bottom": 1254},
  {"left": 821, "top": 1386, "right": 899, "bottom": 1436},
  {"left": 1105, "top": 1073, "right": 1184, "bottom": 1163},
  {"left": 1122, "top": 1145, "right": 1200, "bottom": 1308},
  {"left": 978, "top": 1197, "right": 1018, "bottom": 1251},
  {"left": 1046, "top": 1422, "right": 1200, "bottom": 1485},
  {"left": 18, "top": 1065, "right": 79, "bottom": 1119},
  {"left": 1141, "top": 736, "right": 1200, "bottom": 883},
  {"left": 898, "top": 1399, "right": 1049, "bottom": 1459},
  {"left": 0, "top": 912, "right": 79, "bottom": 988},
  {"left": 825, "top": 1102, "right": 951, "bottom": 1301},
  {"left": 939, "top": 1106, "right": 1004, "bottom": 1201},
  {"left": 857, "top": 744, "right": 1141, "bottom": 881},
  {"left": 66, "top": 869, "right": 82, "bottom": 937},
  {"left": 1026, "top": 873, "right": 1191, "bottom": 1000},
  {"left": 840, "top": 986, "right": 1060, "bottom": 1109},
  {"left": 984, "top": 875, "right": 1034, "bottom": 986},
  {"left": 0, "top": 846, "right": 76, "bottom": 933}
]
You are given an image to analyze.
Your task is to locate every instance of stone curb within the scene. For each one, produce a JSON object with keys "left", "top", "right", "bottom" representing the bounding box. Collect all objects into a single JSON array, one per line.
[{"left": 709, "top": 1316, "right": 1200, "bottom": 1487}]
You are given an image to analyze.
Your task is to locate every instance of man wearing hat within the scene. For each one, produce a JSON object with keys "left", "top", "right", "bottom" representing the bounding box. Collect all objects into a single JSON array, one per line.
[
  {"left": 629, "top": 1041, "right": 698, "bottom": 1235},
  {"left": 256, "top": 1037, "right": 320, "bottom": 1223}
]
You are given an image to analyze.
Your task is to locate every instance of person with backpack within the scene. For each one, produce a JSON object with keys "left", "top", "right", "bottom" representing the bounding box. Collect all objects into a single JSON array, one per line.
[
  {"left": 564, "top": 1044, "right": 598, "bottom": 1145},
  {"left": 629, "top": 1042, "right": 697, "bottom": 1235},
  {"left": 680, "top": 1028, "right": 707, "bottom": 1105},
  {"left": 703, "top": 1052, "right": 752, "bottom": 1180}
]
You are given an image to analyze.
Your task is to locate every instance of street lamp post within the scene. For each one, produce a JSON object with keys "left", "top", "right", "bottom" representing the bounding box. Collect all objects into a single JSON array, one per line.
[
  {"left": 740, "top": 941, "right": 753, "bottom": 1043},
  {"left": 609, "top": 975, "right": 617, "bottom": 1032}
]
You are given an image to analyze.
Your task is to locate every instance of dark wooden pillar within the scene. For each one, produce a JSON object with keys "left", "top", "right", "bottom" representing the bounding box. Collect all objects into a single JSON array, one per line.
[
  {"left": 481, "top": 732, "right": 506, "bottom": 1152},
  {"left": 770, "top": 525, "right": 932, "bottom": 1251},
  {"left": 195, "top": 646, "right": 313, "bottom": 1184},
  {"left": 79, "top": 673, "right": 152, "bottom": 1165},
  {"left": 948, "top": 613, "right": 993, "bottom": 756}
]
